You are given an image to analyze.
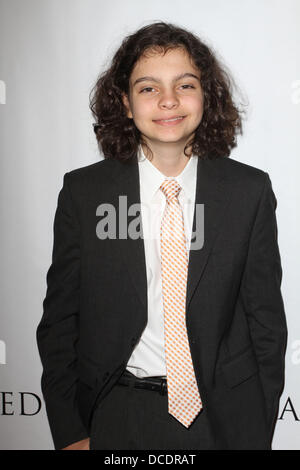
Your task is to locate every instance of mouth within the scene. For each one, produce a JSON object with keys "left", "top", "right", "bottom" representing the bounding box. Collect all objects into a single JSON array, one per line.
[{"left": 153, "top": 116, "right": 186, "bottom": 126}]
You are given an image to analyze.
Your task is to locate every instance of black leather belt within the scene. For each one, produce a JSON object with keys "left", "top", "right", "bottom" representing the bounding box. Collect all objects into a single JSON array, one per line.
[{"left": 117, "top": 370, "right": 168, "bottom": 396}]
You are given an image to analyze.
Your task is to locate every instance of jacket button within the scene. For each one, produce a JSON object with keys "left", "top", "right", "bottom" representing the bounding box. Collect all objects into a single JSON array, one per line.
[{"left": 131, "top": 337, "right": 137, "bottom": 346}]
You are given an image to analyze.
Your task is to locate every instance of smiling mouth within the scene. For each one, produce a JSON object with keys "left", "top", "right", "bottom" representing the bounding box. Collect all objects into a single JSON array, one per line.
[{"left": 153, "top": 116, "right": 186, "bottom": 126}]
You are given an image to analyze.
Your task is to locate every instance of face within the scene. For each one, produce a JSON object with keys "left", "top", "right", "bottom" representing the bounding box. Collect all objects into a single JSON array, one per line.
[{"left": 122, "top": 47, "right": 204, "bottom": 152}]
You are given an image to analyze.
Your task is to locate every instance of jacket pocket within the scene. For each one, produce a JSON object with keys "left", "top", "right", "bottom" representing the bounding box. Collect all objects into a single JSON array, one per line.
[{"left": 221, "top": 346, "right": 259, "bottom": 389}]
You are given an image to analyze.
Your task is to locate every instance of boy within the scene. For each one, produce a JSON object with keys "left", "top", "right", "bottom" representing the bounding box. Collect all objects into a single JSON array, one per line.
[{"left": 36, "top": 22, "right": 287, "bottom": 450}]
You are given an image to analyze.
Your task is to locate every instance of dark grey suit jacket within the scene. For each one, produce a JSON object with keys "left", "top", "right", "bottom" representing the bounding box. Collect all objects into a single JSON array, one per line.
[{"left": 36, "top": 154, "right": 287, "bottom": 450}]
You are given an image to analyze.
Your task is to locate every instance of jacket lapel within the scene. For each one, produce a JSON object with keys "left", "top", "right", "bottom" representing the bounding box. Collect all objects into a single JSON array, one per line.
[
  {"left": 110, "top": 156, "right": 148, "bottom": 309},
  {"left": 110, "top": 154, "right": 233, "bottom": 313},
  {"left": 186, "top": 157, "right": 233, "bottom": 311}
]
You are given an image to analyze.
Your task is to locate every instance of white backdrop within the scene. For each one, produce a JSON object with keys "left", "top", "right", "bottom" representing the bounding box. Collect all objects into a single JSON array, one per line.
[{"left": 0, "top": 0, "right": 299, "bottom": 450}]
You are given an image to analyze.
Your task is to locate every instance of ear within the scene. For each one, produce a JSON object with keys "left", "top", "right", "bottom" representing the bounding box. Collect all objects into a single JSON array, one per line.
[{"left": 122, "top": 93, "right": 133, "bottom": 119}]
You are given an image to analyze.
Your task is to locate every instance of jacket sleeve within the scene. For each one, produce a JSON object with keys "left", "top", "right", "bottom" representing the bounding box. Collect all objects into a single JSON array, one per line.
[
  {"left": 240, "top": 172, "right": 288, "bottom": 437},
  {"left": 36, "top": 172, "right": 88, "bottom": 450}
]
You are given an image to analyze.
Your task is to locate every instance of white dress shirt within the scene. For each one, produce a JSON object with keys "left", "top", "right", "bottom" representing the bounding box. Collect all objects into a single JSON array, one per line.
[{"left": 126, "top": 145, "right": 198, "bottom": 378}]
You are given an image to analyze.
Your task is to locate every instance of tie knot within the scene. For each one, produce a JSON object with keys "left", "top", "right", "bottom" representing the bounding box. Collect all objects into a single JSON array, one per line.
[{"left": 159, "top": 179, "right": 182, "bottom": 202}]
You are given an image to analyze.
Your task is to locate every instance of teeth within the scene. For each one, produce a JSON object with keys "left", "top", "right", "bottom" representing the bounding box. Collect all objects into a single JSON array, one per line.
[{"left": 161, "top": 117, "right": 183, "bottom": 122}]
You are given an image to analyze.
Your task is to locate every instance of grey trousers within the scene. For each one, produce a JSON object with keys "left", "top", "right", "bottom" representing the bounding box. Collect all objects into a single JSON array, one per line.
[{"left": 89, "top": 380, "right": 216, "bottom": 450}]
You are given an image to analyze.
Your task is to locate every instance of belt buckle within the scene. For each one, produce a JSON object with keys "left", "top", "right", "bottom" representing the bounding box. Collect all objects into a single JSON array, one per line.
[{"left": 160, "top": 379, "right": 167, "bottom": 396}]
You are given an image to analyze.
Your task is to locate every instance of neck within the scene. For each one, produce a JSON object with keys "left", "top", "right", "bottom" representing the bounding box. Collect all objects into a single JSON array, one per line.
[{"left": 141, "top": 141, "right": 192, "bottom": 177}]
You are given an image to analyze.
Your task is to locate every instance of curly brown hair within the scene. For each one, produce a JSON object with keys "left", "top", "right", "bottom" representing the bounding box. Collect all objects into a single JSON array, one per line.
[{"left": 89, "top": 21, "right": 245, "bottom": 162}]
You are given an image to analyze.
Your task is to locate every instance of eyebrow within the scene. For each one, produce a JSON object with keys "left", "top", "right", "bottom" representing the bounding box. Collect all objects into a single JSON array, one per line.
[{"left": 132, "top": 72, "right": 200, "bottom": 87}]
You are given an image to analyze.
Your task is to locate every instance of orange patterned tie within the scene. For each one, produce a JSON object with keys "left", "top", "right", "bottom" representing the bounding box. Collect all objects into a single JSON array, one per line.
[{"left": 160, "top": 178, "right": 202, "bottom": 427}]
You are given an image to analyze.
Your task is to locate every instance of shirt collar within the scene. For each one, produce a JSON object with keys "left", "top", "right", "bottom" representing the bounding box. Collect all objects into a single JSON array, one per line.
[{"left": 137, "top": 145, "right": 198, "bottom": 204}]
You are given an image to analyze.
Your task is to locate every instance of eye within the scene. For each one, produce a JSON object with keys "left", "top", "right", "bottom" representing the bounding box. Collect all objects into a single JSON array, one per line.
[
  {"left": 180, "top": 84, "right": 195, "bottom": 90},
  {"left": 139, "top": 84, "right": 196, "bottom": 93},
  {"left": 140, "top": 87, "right": 155, "bottom": 93}
]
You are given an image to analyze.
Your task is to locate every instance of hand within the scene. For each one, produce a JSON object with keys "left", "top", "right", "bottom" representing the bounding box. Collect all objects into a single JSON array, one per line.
[{"left": 62, "top": 437, "right": 90, "bottom": 450}]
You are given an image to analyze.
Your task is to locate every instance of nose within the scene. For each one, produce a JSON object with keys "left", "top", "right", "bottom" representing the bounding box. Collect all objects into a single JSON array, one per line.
[{"left": 158, "top": 89, "right": 179, "bottom": 110}]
